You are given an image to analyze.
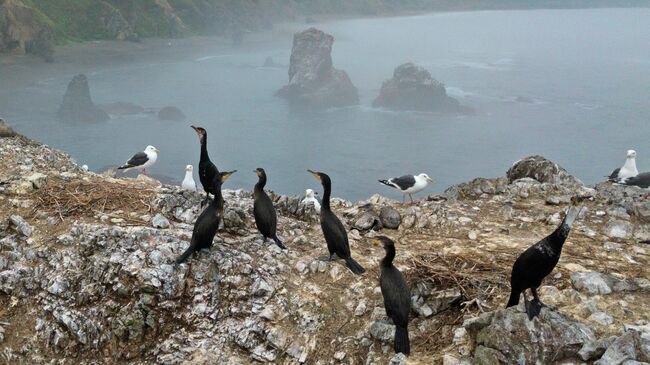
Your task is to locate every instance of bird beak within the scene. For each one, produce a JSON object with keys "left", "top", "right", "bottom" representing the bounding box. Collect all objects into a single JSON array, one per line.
[
  {"left": 427, "top": 177, "right": 434, "bottom": 183},
  {"left": 222, "top": 170, "right": 237, "bottom": 181},
  {"left": 372, "top": 238, "right": 381, "bottom": 246},
  {"left": 154, "top": 147, "right": 160, "bottom": 153},
  {"left": 307, "top": 169, "right": 320, "bottom": 181}
]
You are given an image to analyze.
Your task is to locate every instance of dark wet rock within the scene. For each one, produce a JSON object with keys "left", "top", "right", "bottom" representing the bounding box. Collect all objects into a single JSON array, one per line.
[
  {"left": 507, "top": 156, "right": 583, "bottom": 187},
  {"left": 373, "top": 62, "right": 465, "bottom": 113},
  {"left": 57, "top": 74, "right": 109, "bottom": 122},
  {"left": 100, "top": 102, "right": 144, "bottom": 116},
  {"left": 379, "top": 206, "right": 401, "bottom": 229},
  {"left": 0, "top": 118, "right": 17, "bottom": 137},
  {"left": 157, "top": 106, "right": 186, "bottom": 122},
  {"left": 466, "top": 308, "right": 596, "bottom": 364},
  {"left": 276, "top": 28, "right": 358, "bottom": 108}
]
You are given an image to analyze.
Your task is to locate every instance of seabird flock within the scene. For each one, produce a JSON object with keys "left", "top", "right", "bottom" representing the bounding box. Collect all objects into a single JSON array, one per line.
[{"left": 114, "top": 127, "right": 646, "bottom": 357}]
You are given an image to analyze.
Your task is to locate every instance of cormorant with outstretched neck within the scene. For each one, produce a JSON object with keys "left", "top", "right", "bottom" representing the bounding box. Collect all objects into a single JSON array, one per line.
[
  {"left": 191, "top": 126, "right": 220, "bottom": 206},
  {"left": 175, "top": 170, "right": 236, "bottom": 264},
  {"left": 374, "top": 236, "right": 411, "bottom": 355},
  {"left": 506, "top": 197, "right": 583, "bottom": 319},
  {"left": 308, "top": 170, "right": 365, "bottom": 274},
  {"left": 253, "top": 168, "right": 286, "bottom": 249}
]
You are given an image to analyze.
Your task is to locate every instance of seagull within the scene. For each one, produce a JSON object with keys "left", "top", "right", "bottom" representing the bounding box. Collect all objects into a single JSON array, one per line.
[
  {"left": 81, "top": 164, "right": 89, "bottom": 171},
  {"left": 607, "top": 149, "right": 638, "bottom": 182},
  {"left": 301, "top": 188, "right": 321, "bottom": 213},
  {"left": 117, "top": 145, "right": 159, "bottom": 175},
  {"left": 379, "top": 173, "right": 434, "bottom": 204},
  {"left": 622, "top": 172, "right": 650, "bottom": 189},
  {"left": 181, "top": 165, "right": 197, "bottom": 191}
]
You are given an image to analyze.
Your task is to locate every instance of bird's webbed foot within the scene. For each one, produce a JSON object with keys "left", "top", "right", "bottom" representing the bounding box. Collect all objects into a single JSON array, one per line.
[
  {"left": 531, "top": 288, "right": 546, "bottom": 308},
  {"left": 523, "top": 292, "right": 541, "bottom": 320}
]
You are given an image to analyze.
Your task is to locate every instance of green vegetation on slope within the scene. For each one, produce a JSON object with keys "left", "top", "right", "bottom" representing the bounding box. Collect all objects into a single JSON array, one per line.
[{"left": 1, "top": 0, "right": 647, "bottom": 60}]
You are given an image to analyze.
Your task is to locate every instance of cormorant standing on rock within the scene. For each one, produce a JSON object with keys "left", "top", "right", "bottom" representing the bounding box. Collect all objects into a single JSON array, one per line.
[
  {"left": 308, "top": 170, "right": 365, "bottom": 274},
  {"left": 175, "top": 170, "right": 236, "bottom": 264},
  {"left": 253, "top": 168, "right": 286, "bottom": 249},
  {"left": 506, "top": 197, "right": 583, "bottom": 319},
  {"left": 374, "top": 236, "right": 411, "bottom": 355},
  {"left": 191, "top": 126, "right": 220, "bottom": 206}
]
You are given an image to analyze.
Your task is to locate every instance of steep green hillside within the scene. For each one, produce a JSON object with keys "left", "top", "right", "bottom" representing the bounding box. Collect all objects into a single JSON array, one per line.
[{"left": 1, "top": 0, "right": 646, "bottom": 61}]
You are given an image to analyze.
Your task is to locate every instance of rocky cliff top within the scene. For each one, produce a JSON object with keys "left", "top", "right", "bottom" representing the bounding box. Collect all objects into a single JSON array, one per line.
[{"left": 0, "top": 128, "right": 648, "bottom": 364}]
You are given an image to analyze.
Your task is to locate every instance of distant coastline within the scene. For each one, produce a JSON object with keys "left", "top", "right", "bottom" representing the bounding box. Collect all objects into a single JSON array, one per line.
[{"left": 0, "top": 0, "right": 647, "bottom": 61}]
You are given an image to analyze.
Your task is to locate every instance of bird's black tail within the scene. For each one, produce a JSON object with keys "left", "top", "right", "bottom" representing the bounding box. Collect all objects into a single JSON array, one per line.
[
  {"left": 345, "top": 257, "right": 365, "bottom": 274},
  {"left": 506, "top": 288, "right": 520, "bottom": 308},
  {"left": 175, "top": 245, "right": 196, "bottom": 265},
  {"left": 378, "top": 179, "right": 391, "bottom": 187},
  {"left": 272, "top": 235, "right": 287, "bottom": 250},
  {"left": 117, "top": 164, "right": 132, "bottom": 170},
  {"left": 394, "top": 325, "right": 410, "bottom": 355}
]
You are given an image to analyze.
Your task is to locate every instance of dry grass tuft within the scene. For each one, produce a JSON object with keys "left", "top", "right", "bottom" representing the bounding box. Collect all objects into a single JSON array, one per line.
[{"left": 31, "top": 176, "right": 155, "bottom": 223}]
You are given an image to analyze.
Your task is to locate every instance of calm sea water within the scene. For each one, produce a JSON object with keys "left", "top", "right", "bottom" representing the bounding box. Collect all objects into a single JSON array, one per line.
[{"left": 1, "top": 8, "right": 649, "bottom": 200}]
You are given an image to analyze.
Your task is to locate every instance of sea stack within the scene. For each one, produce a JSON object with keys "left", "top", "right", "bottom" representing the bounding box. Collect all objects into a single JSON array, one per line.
[
  {"left": 276, "top": 28, "right": 358, "bottom": 108},
  {"left": 57, "top": 74, "right": 109, "bottom": 122},
  {"left": 373, "top": 62, "right": 465, "bottom": 113}
]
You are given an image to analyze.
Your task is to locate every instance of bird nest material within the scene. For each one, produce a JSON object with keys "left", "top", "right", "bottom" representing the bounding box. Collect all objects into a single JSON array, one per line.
[
  {"left": 407, "top": 252, "right": 512, "bottom": 314},
  {"left": 405, "top": 251, "right": 514, "bottom": 353},
  {"left": 31, "top": 176, "right": 155, "bottom": 224}
]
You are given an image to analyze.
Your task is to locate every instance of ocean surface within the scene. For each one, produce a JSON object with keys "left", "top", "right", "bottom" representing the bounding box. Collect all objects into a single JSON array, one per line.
[{"left": 1, "top": 8, "right": 649, "bottom": 201}]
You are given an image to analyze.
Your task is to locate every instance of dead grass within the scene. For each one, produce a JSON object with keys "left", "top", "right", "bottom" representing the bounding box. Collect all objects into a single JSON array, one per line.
[{"left": 31, "top": 176, "right": 155, "bottom": 224}]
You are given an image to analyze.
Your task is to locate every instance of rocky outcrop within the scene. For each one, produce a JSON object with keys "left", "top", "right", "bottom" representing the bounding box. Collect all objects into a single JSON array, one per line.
[
  {"left": 57, "top": 74, "right": 109, "bottom": 123},
  {"left": 0, "top": 0, "right": 54, "bottom": 61},
  {"left": 444, "top": 155, "right": 593, "bottom": 201},
  {"left": 276, "top": 28, "right": 358, "bottom": 108},
  {"left": 0, "top": 118, "right": 16, "bottom": 137},
  {"left": 1, "top": 135, "right": 649, "bottom": 364},
  {"left": 463, "top": 308, "right": 596, "bottom": 364},
  {"left": 157, "top": 106, "right": 186, "bottom": 122},
  {"left": 507, "top": 155, "right": 583, "bottom": 187},
  {"left": 373, "top": 63, "right": 464, "bottom": 113}
]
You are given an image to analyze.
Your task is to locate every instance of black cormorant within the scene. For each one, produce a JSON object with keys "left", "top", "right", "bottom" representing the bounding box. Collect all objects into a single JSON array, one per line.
[
  {"left": 374, "top": 236, "right": 411, "bottom": 355},
  {"left": 506, "top": 197, "right": 583, "bottom": 319},
  {"left": 307, "top": 170, "right": 365, "bottom": 274},
  {"left": 253, "top": 168, "right": 286, "bottom": 249},
  {"left": 175, "top": 170, "right": 236, "bottom": 264},
  {"left": 191, "top": 126, "right": 220, "bottom": 206}
]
